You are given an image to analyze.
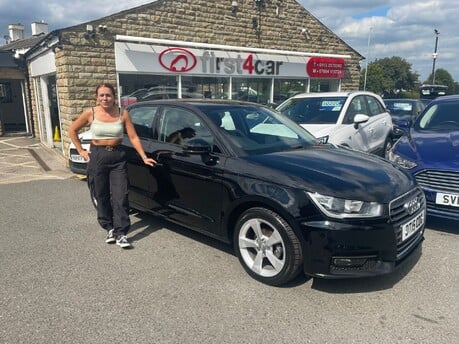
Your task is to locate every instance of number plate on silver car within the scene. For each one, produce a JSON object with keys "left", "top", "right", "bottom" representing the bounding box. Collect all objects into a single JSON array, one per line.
[{"left": 71, "top": 154, "right": 86, "bottom": 163}]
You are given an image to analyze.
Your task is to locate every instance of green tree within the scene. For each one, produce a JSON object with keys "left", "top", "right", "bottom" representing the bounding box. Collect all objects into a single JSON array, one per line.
[
  {"left": 425, "top": 68, "right": 456, "bottom": 94},
  {"left": 360, "top": 63, "right": 387, "bottom": 96},
  {"left": 360, "top": 56, "right": 419, "bottom": 98}
]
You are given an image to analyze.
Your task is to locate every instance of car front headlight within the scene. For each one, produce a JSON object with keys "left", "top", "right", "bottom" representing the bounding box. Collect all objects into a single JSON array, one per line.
[
  {"left": 308, "top": 192, "right": 383, "bottom": 218},
  {"left": 387, "top": 151, "right": 417, "bottom": 169}
]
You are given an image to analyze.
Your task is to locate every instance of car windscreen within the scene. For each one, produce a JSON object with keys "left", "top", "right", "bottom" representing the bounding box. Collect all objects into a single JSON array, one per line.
[
  {"left": 276, "top": 97, "right": 345, "bottom": 124},
  {"left": 194, "top": 104, "right": 318, "bottom": 155},
  {"left": 415, "top": 100, "right": 459, "bottom": 131},
  {"left": 385, "top": 101, "right": 414, "bottom": 119}
]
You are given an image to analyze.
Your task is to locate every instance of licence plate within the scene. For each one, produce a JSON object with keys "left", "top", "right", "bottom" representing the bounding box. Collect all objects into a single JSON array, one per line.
[
  {"left": 401, "top": 212, "right": 424, "bottom": 241},
  {"left": 435, "top": 192, "right": 459, "bottom": 208},
  {"left": 71, "top": 154, "right": 86, "bottom": 163}
]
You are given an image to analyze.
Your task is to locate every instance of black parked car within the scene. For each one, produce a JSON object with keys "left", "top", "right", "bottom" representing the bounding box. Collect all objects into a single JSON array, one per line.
[
  {"left": 117, "top": 99, "right": 425, "bottom": 286},
  {"left": 384, "top": 99, "right": 425, "bottom": 139}
]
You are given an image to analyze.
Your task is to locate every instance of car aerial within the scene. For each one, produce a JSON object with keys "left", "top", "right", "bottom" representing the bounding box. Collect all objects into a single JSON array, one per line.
[
  {"left": 104, "top": 99, "right": 425, "bottom": 286},
  {"left": 276, "top": 91, "right": 394, "bottom": 158},
  {"left": 388, "top": 95, "right": 459, "bottom": 221},
  {"left": 384, "top": 99, "right": 425, "bottom": 139},
  {"left": 68, "top": 130, "right": 91, "bottom": 174}
]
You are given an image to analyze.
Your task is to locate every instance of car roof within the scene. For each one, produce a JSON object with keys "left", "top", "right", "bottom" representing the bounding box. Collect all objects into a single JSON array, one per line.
[
  {"left": 429, "top": 94, "right": 459, "bottom": 102},
  {"left": 126, "top": 99, "right": 264, "bottom": 108},
  {"left": 384, "top": 99, "right": 420, "bottom": 102},
  {"left": 289, "top": 91, "right": 380, "bottom": 99}
]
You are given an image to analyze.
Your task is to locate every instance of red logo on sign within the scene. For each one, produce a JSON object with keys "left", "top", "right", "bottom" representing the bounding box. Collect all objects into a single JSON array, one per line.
[
  {"left": 159, "top": 47, "right": 197, "bottom": 72},
  {"left": 306, "top": 57, "right": 345, "bottom": 78}
]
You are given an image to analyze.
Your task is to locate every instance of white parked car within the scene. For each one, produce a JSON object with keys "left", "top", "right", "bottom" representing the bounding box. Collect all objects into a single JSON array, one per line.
[
  {"left": 276, "top": 91, "right": 394, "bottom": 157},
  {"left": 68, "top": 130, "right": 91, "bottom": 174}
]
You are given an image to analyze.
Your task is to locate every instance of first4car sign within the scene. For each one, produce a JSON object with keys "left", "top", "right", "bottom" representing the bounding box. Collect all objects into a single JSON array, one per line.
[
  {"left": 115, "top": 42, "right": 346, "bottom": 79},
  {"left": 159, "top": 48, "right": 285, "bottom": 76}
]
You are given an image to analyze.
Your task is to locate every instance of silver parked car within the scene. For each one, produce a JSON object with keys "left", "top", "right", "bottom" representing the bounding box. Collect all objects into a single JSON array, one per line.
[{"left": 276, "top": 91, "right": 394, "bottom": 157}]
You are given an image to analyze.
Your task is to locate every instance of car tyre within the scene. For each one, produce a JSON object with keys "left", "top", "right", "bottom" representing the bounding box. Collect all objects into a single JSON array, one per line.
[{"left": 234, "top": 207, "right": 303, "bottom": 286}]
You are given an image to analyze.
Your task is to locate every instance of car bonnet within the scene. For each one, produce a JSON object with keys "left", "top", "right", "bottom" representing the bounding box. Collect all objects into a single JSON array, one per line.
[
  {"left": 243, "top": 146, "right": 416, "bottom": 203},
  {"left": 408, "top": 130, "right": 459, "bottom": 167}
]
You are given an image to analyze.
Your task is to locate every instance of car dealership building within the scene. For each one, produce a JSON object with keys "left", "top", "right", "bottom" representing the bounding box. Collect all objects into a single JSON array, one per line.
[{"left": 0, "top": 0, "right": 363, "bottom": 159}]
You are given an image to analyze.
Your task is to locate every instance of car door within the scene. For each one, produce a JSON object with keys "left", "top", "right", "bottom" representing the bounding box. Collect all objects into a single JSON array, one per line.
[
  {"left": 364, "top": 95, "right": 392, "bottom": 152},
  {"left": 122, "top": 104, "right": 162, "bottom": 211},
  {"left": 141, "top": 105, "right": 227, "bottom": 237},
  {"left": 341, "top": 95, "right": 372, "bottom": 152}
]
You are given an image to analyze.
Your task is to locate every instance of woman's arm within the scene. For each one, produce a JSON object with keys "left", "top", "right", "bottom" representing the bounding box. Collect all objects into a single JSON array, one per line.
[{"left": 69, "top": 109, "right": 92, "bottom": 161}]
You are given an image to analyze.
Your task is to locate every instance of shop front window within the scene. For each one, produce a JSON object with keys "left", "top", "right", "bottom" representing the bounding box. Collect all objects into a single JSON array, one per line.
[
  {"left": 232, "top": 78, "right": 271, "bottom": 104},
  {"left": 273, "top": 79, "right": 307, "bottom": 105},
  {"left": 309, "top": 79, "right": 341, "bottom": 93},
  {"left": 119, "top": 74, "right": 181, "bottom": 105},
  {"left": 118, "top": 73, "right": 341, "bottom": 106},
  {"left": 181, "top": 76, "right": 229, "bottom": 100}
]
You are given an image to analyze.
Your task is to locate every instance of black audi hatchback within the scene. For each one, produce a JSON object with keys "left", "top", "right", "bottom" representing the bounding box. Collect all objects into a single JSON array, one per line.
[{"left": 119, "top": 99, "right": 425, "bottom": 286}]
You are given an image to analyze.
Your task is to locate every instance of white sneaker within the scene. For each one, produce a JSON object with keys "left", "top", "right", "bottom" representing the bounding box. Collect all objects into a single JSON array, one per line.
[
  {"left": 116, "top": 235, "right": 132, "bottom": 249},
  {"left": 105, "top": 229, "right": 116, "bottom": 244}
]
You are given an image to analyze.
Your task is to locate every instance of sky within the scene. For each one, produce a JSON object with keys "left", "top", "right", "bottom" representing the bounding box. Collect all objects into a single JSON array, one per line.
[{"left": 0, "top": 0, "right": 457, "bottom": 83}]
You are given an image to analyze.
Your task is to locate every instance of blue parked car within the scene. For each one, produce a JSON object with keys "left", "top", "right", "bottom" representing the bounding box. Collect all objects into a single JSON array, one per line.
[
  {"left": 388, "top": 95, "right": 459, "bottom": 221},
  {"left": 384, "top": 99, "right": 425, "bottom": 139}
]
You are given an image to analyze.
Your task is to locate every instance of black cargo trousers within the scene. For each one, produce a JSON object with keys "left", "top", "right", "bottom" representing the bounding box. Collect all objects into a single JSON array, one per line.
[{"left": 87, "top": 144, "right": 130, "bottom": 237}]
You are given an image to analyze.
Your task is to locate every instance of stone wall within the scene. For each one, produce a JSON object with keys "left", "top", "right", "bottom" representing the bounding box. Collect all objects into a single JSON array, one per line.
[{"left": 47, "top": 0, "right": 362, "bottom": 155}]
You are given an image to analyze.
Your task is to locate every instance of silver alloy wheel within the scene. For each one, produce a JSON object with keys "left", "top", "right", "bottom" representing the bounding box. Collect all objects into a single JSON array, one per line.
[{"left": 238, "top": 217, "right": 286, "bottom": 278}]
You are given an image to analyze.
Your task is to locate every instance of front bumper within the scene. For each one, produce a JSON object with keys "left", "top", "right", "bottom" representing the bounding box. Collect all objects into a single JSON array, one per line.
[
  {"left": 69, "top": 159, "right": 88, "bottom": 175},
  {"left": 300, "top": 187, "right": 426, "bottom": 278},
  {"left": 300, "top": 219, "right": 424, "bottom": 278},
  {"left": 422, "top": 188, "right": 459, "bottom": 221},
  {"left": 68, "top": 146, "right": 89, "bottom": 175}
]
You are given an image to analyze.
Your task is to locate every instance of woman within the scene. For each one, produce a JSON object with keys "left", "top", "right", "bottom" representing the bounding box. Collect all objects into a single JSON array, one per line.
[{"left": 69, "top": 83, "right": 156, "bottom": 249}]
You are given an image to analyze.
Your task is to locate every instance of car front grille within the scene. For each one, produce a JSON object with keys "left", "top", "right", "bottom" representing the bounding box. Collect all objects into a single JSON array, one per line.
[
  {"left": 425, "top": 199, "right": 459, "bottom": 215},
  {"left": 415, "top": 170, "right": 459, "bottom": 193},
  {"left": 71, "top": 161, "right": 88, "bottom": 169},
  {"left": 389, "top": 187, "right": 425, "bottom": 259}
]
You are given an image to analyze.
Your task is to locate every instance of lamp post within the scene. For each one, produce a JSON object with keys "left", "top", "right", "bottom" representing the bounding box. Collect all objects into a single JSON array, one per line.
[
  {"left": 363, "top": 27, "right": 372, "bottom": 91},
  {"left": 431, "top": 29, "right": 439, "bottom": 85}
]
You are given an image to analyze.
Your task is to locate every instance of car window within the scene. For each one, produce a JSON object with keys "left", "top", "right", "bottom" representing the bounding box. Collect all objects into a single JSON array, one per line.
[
  {"left": 366, "top": 96, "right": 385, "bottom": 116},
  {"left": 343, "top": 95, "right": 366, "bottom": 123},
  {"left": 129, "top": 105, "right": 158, "bottom": 138},
  {"left": 415, "top": 101, "right": 425, "bottom": 115},
  {"left": 196, "top": 104, "right": 316, "bottom": 155},
  {"left": 386, "top": 101, "right": 414, "bottom": 119},
  {"left": 159, "top": 106, "right": 216, "bottom": 148},
  {"left": 417, "top": 101, "right": 459, "bottom": 130},
  {"left": 277, "top": 97, "right": 345, "bottom": 124}
]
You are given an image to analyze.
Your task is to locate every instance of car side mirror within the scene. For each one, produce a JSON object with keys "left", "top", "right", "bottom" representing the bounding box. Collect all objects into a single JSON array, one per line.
[
  {"left": 353, "top": 114, "right": 369, "bottom": 128},
  {"left": 397, "top": 119, "right": 410, "bottom": 128}
]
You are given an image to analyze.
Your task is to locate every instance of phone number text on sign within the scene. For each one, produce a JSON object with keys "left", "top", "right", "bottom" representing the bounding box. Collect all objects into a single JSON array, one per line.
[{"left": 306, "top": 57, "right": 345, "bottom": 78}]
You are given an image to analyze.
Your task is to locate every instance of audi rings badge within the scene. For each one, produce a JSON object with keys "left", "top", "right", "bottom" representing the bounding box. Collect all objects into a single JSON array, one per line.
[
  {"left": 159, "top": 47, "right": 197, "bottom": 72},
  {"left": 404, "top": 196, "right": 422, "bottom": 216}
]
